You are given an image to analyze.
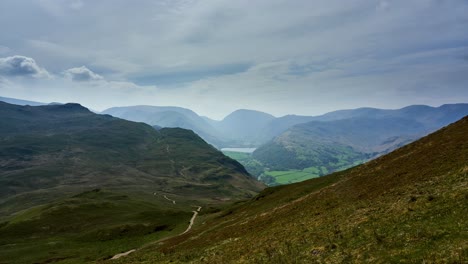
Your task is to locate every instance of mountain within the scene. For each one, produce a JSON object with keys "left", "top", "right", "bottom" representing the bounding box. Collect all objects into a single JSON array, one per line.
[
  {"left": 213, "top": 109, "right": 275, "bottom": 145},
  {"left": 101, "top": 105, "right": 224, "bottom": 147},
  {"left": 248, "top": 104, "right": 468, "bottom": 184},
  {"left": 258, "top": 103, "right": 468, "bottom": 144},
  {"left": 0, "top": 101, "right": 264, "bottom": 263},
  {"left": 254, "top": 117, "right": 427, "bottom": 171},
  {"left": 115, "top": 115, "right": 468, "bottom": 263},
  {"left": 0, "top": 102, "right": 263, "bottom": 216},
  {"left": 0, "top": 96, "right": 46, "bottom": 106}
]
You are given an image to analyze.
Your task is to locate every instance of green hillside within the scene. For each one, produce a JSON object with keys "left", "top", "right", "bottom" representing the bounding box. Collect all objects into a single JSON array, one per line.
[
  {"left": 252, "top": 117, "right": 426, "bottom": 183},
  {"left": 113, "top": 116, "right": 468, "bottom": 263},
  {"left": 0, "top": 102, "right": 263, "bottom": 213},
  {"left": 0, "top": 102, "right": 264, "bottom": 263}
]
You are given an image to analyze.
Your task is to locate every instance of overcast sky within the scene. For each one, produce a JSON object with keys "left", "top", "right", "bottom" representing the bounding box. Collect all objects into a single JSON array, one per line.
[{"left": 0, "top": 0, "right": 467, "bottom": 119}]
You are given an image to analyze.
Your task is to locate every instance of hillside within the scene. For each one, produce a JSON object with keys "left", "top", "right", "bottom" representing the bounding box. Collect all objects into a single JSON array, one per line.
[
  {"left": 101, "top": 105, "right": 224, "bottom": 147},
  {"left": 254, "top": 117, "right": 426, "bottom": 171},
  {"left": 113, "top": 115, "right": 468, "bottom": 263},
  {"left": 213, "top": 109, "right": 275, "bottom": 145},
  {"left": 250, "top": 105, "right": 468, "bottom": 184},
  {"left": 0, "top": 101, "right": 264, "bottom": 263},
  {"left": 0, "top": 102, "right": 264, "bottom": 217},
  {"left": 258, "top": 103, "right": 468, "bottom": 144}
]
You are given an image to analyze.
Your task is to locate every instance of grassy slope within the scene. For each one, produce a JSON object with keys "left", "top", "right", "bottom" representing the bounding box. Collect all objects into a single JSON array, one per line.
[
  {"left": 112, "top": 116, "right": 468, "bottom": 263},
  {"left": 0, "top": 102, "right": 264, "bottom": 263},
  {"left": 0, "top": 102, "right": 263, "bottom": 218},
  {"left": 0, "top": 189, "right": 192, "bottom": 264}
]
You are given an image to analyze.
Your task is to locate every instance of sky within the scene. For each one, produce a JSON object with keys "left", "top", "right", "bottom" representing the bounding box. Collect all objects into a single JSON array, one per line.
[{"left": 0, "top": 0, "right": 467, "bottom": 119}]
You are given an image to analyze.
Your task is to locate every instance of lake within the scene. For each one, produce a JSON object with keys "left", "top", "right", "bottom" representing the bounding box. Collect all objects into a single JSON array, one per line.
[{"left": 221, "top": 148, "right": 257, "bottom": 153}]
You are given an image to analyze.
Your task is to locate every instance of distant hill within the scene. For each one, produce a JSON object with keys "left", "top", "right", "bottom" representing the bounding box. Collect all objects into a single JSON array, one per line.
[
  {"left": 118, "top": 115, "right": 468, "bottom": 263},
  {"left": 213, "top": 109, "right": 275, "bottom": 145},
  {"left": 253, "top": 117, "right": 426, "bottom": 171},
  {"left": 258, "top": 103, "right": 468, "bottom": 143},
  {"left": 101, "top": 105, "right": 224, "bottom": 147},
  {"left": 0, "top": 102, "right": 264, "bottom": 217},
  {"left": 0, "top": 96, "right": 46, "bottom": 106},
  {"left": 249, "top": 104, "right": 468, "bottom": 184}
]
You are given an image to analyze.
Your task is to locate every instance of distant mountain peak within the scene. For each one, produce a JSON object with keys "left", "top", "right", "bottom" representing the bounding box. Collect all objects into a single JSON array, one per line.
[{"left": 44, "top": 103, "right": 91, "bottom": 113}]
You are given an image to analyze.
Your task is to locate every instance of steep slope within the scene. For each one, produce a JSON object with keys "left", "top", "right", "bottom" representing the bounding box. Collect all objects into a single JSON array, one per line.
[
  {"left": 115, "top": 116, "right": 468, "bottom": 263},
  {"left": 0, "top": 102, "right": 264, "bottom": 217},
  {"left": 101, "top": 105, "right": 223, "bottom": 147}
]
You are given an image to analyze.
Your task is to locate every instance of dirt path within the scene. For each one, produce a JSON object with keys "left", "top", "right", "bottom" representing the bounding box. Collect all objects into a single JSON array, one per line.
[
  {"left": 181, "top": 206, "right": 202, "bottom": 235},
  {"left": 110, "top": 249, "right": 136, "bottom": 260},
  {"left": 163, "top": 195, "right": 176, "bottom": 204},
  {"left": 111, "top": 205, "right": 202, "bottom": 260}
]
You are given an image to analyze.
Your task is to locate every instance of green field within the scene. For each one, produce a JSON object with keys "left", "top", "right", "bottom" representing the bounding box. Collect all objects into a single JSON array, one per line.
[
  {"left": 264, "top": 169, "right": 321, "bottom": 184},
  {"left": 222, "top": 150, "right": 367, "bottom": 186}
]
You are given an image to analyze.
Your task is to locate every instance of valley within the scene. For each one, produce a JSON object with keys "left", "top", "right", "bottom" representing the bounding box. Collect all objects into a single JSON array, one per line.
[
  {"left": 109, "top": 115, "right": 468, "bottom": 263},
  {"left": 104, "top": 103, "right": 468, "bottom": 186},
  {"left": 0, "top": 98, "right": 466, "bottom": 263},
  {"left": 1, "top": 2, "right": 466, "bottom": 262}
]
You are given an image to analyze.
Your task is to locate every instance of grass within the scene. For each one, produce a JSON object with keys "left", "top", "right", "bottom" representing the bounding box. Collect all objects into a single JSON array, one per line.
[
  {"left": 223, "top": 149, "right": 367, "bottom": 186},
  {"left": 264, "top": 169, "right": 320, "bottom": 184},
  {"left": 108, "top": 116, "right": 468, "bottom": 263},
  {"left": 0, "top": 189, "right": 193, "bottom": 264}
]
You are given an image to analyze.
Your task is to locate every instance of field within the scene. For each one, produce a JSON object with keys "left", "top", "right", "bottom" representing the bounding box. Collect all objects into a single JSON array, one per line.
[
  {"left": 263, "top": 169, "right": 320, "bottom": 184},
  {"left": 223, "top": 149, "right": 366, "bottom": 185}
]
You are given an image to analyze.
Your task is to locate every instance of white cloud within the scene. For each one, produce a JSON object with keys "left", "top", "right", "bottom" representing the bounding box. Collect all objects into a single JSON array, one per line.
[
  {"left": 63, "top": 66, "right": 103, "bottom": 82},
  {"left": 0, "top": 55, "right": 50, "bottom": 78}
]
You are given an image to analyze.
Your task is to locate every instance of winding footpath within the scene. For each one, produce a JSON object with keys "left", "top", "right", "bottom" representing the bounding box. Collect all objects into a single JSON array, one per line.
[
  {"left": 111, "top": 204, "right": 202, "bottom": 260},
  {"left": 181, "top": 206, "right": 202, "bottom": 235},
  {"left": 163, "top": 195, "right": 176, "bottom": 205}
]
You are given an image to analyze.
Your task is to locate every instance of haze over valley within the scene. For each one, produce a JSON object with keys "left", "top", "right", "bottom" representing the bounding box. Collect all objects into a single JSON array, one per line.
[{"left": 0, "top": 1, "right": 467, "bottom": 263}]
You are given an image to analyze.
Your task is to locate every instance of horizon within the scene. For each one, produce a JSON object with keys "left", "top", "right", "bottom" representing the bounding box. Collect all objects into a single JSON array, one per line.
[
  {"left": 1, "top": 1, "right": 468, "bottom": 119},
  {"left": 1, "top": 94, "right": 467, "bottom": 121}
]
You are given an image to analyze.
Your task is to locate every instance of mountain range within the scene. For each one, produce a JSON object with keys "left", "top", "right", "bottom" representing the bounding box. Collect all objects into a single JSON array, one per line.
[
  {"left": 0, "top": 96, "right": 466, "bottom": 263},
  {"left": 3, "top": 96, "right": 468, "bottom": 186},
  {"left": 252, "top": 104, "right": 468, "bottom": 184}
]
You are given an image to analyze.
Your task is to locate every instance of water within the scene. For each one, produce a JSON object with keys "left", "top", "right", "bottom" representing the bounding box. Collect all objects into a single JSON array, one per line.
[{"left": 221, "top": 148, "right": 257, "bottom": 153}]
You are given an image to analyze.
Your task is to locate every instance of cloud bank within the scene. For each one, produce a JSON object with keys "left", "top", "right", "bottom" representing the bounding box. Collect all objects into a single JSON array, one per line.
[
  {"left": 0, "top": 0, "right": 467, "bottom": 118},
  {"left": 0, "top": 56, "right": 50, "bottom": 78},
  {"left": 64, "top": 66, "right": 103, "bottom": 82}
]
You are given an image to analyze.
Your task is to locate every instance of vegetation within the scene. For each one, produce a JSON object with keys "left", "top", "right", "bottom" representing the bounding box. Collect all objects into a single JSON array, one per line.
[
  {"left": 110, "top": 116, "right": 468, "bottom": 263},
  {"left": 0, "top": 102, "right": 263, "bottom": 218},
  {"left": 0, "top": 189, "right": 192, "bottom": 263},
  {"left": 0, "top": 102, "right": 265, "bottom": 263}
]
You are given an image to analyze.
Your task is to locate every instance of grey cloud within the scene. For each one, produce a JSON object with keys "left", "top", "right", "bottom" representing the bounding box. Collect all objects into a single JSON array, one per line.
[
  {"left": 0, "top": 45, "right": 10, "bottom": 54},
  {"left": 63, "top": 66, "right": 103, "bottom": 82},
  {"left": 0, "top": 55, "right": 50, "bottom": 78}
]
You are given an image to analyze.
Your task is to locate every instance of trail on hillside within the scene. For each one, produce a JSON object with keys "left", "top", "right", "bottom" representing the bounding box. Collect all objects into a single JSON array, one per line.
[
  {"left": 181, "top": 206, "right": 202, "bottom": 235},
  {"left": 163, "top": 195, "right": 176, "bottom": 204},
  {"left": 110, "top": 203, "right": 202, "bottom": 260},
  {"left": 110, "top": 249, "right": 136, "bottom": 260}
]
